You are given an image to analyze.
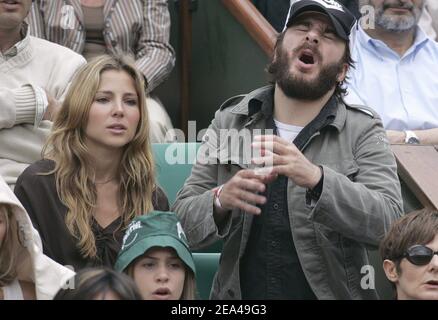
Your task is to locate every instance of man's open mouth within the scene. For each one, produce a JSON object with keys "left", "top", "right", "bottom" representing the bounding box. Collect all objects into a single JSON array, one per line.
[{"left": 299, "top": 50, "right": 316, "bottom": 65}]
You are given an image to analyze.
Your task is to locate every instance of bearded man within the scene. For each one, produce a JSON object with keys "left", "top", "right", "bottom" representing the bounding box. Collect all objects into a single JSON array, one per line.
[
  {"left": 346, "top": 0, "right": 438, "bottom": 145},
  {"left": 173, "top": 0, "right": 403, "bottom": 299}
]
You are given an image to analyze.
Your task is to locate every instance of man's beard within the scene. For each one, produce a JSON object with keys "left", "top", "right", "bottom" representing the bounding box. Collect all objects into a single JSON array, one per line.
[
  {"left": 268, "top": 45, "right": 344, "bottom": 101},
  {"left": 375, "top": 0, "right": 422, "bottom": 32}
]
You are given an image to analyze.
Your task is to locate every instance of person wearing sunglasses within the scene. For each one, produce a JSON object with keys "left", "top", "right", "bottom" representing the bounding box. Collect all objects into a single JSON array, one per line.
[{"left": 380, "top": 209, "right": 438, "bottom": 300}]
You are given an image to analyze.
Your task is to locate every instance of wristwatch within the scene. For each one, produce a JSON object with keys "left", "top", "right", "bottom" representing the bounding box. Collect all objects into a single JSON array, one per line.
[{"left": 404, "top": 130, "right": 420, "bottom": 144}]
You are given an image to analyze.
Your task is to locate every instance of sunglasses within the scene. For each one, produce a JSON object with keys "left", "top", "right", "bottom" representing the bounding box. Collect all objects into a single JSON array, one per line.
[{"left": 400, "top": 245, "right": 438, "bottom": 266}]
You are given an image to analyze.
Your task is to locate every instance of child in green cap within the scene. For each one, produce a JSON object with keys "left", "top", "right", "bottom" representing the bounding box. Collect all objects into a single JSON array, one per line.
[{"left": 115, "top": 211, "right": 196, "bottom": 300}]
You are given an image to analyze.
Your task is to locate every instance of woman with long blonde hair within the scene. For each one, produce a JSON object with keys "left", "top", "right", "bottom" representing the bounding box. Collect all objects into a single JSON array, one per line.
[{"left": 14, "top": 55, "right": 169, "bottom": 270}]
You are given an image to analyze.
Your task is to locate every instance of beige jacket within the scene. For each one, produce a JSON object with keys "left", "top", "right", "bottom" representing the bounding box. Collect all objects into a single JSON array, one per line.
[{"left": 0, "top": 176, "right": 75, "bottom": 299}]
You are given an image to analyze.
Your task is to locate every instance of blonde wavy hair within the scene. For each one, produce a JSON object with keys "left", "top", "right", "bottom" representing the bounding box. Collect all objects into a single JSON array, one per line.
[
  {"left": 43, "top": 55, "right": 155, "bottom": 259},
  {"left": 0, "top": 205, "right": 19, "bottom": 287}
]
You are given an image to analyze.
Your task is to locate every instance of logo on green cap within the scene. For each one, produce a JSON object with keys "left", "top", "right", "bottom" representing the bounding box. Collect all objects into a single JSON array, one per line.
[
  {"left": 121, "top": 220, "right": 142, "bottom": 250},
  {"left": 177, "top": 222, "right": 187, "bottom": 242}
]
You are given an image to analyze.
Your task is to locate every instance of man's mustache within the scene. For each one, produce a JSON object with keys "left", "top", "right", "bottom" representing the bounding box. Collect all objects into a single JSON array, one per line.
[
  {"left": 383, "top": 1, "right": 414, "bottom": 11},
  {"left": 292, "top": 43, "right": 323, "bottom": 62}
]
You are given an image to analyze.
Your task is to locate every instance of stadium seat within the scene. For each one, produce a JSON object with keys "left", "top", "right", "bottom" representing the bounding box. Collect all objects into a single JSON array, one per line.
[
  {"left": 152, "top": 143, "right": 200, "bottom": 206},
  {"left": 152, "top": 143, "right": 223, "bottom": 254},
  {"left": 193, "top": 252, "right": 220, "bottom": 300}
]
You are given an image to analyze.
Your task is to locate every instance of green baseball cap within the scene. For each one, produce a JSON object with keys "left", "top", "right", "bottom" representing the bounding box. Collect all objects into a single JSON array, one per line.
[{"left": 114, "top": 211, "right": 196, "bottom": 275}]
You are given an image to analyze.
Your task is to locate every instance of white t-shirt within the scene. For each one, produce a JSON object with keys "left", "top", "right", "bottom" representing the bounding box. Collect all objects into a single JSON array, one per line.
[{"left": 274, "top": 119, "right": 304, "bottom": 143}]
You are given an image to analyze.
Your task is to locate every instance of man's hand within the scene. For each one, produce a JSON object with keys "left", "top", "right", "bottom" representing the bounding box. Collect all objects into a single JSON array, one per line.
[
  {"left": 215, "top": 169, "right": 276, "bottom": 215},
  {"left": 386, "top": 130, "right": 405, "bottom": 144},
  {"left": 252, "top": 135, "right": 322, "bottom": 189},
  {"left": 42, "top": 92, "right": 61, "bottom": 121}
]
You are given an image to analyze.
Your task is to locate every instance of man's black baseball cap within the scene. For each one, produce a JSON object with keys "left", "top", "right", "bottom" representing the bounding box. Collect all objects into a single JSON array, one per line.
[{"left": 283, "top": 0, "right": 356, "bottom": 40}]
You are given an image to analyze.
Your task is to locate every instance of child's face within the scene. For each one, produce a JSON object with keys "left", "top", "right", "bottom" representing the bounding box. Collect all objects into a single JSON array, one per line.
[
  {"left": 0, "top": 206, "right": 7, "bottom": 246},
  {"left": 132, "top": 247, "right": 186, "bottom": 300}
]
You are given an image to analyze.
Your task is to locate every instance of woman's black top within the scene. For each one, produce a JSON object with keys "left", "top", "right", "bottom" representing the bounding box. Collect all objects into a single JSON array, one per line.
[{"left": 15, "top": 159, "right": 169, "bottom": 271}]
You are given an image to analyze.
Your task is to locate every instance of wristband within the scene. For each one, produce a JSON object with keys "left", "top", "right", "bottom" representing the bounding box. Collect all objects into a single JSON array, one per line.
[{"left": 214, "top": 184, "right": 224, "bottom": 209}]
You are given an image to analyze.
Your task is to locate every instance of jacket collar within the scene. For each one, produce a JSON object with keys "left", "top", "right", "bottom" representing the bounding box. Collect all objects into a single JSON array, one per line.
[
  {"left": 331, "top": 98, "right": 347, "bottom": 132},
  {"left": 230, "top": 84, "right": 347, "bottom": 133},
  {"left": 229, "top": 85, "right": 274, "bottom": 117}
]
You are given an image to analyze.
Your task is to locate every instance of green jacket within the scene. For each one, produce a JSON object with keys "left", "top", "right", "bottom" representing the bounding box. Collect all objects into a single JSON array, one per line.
[{"left": 172, "top": 85, "right": 403, "bottom": 300}]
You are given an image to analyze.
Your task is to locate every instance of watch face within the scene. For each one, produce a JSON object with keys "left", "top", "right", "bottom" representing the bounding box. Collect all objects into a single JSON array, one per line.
[{"left": 407, "top": 137, "right": 420, "bottom": 144}]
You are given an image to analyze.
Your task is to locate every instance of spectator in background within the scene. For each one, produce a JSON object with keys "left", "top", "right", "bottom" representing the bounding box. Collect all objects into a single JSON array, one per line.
[
  {"left": 380, "top": 209, "right": 438, "bottom": 300},
  {"left": 252, "top": 0, "right": 360, "bottom": 33},
  {"left": 115, "top": 212, "right": 197, "bottom": 300},
  {"left": 15, "top": 55, "right": 169, "bottom": 271},
  {"left": 0, "top": 176, "right": 74, "bottom": 300},
  {"left": 419, "top": 0, "right": 438, "bottom": 40},
  {"left": 54, "top": 267, "right": 142, "bottom": 300},
  {"left": 27, "top": 0, "right": 175, "bottom": 143},
  {"left": 346, "top": 0, "right": 438, "bottom": 145},
  {"left": 0, "top": 0, "right": 86, "bottom": 188}
]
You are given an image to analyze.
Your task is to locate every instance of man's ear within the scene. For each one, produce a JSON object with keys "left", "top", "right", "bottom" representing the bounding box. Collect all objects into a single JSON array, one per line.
[
  {"left": 383, "top": 259, "right": 400, "bottom": 283},
  {"left": 337, "top": 63, "right": 349, "bottom": 83}
]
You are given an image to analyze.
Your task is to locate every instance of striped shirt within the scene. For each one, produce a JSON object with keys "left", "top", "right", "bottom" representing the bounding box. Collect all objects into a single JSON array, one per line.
[{"left": 27, "top": 0, "right": 175, "bottom": 92}]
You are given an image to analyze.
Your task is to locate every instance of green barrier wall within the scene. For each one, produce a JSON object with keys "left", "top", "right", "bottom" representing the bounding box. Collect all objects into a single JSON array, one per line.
[{"left": 155, "top": 0, "right": 270, "bottom": 132}]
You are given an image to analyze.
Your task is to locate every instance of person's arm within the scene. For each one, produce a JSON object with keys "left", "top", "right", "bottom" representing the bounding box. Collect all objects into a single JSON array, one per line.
[
  {"left": 386, "top": 128, "right": 438, "bottom": 145},
  {"left": 309, "top": 119, "right": 403, "bottom": 248},
  {"left": 0, "top": 85, "right": 48, "bottom": 129},
  {"left": 172, "top": 111, "right": 274, "bottom": 249},
  {"left": 135, "top": 0, "right": 175, "bottom": 93},
  {"left": 171, "top": 114, "right": 230, "bottom": 250}
]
